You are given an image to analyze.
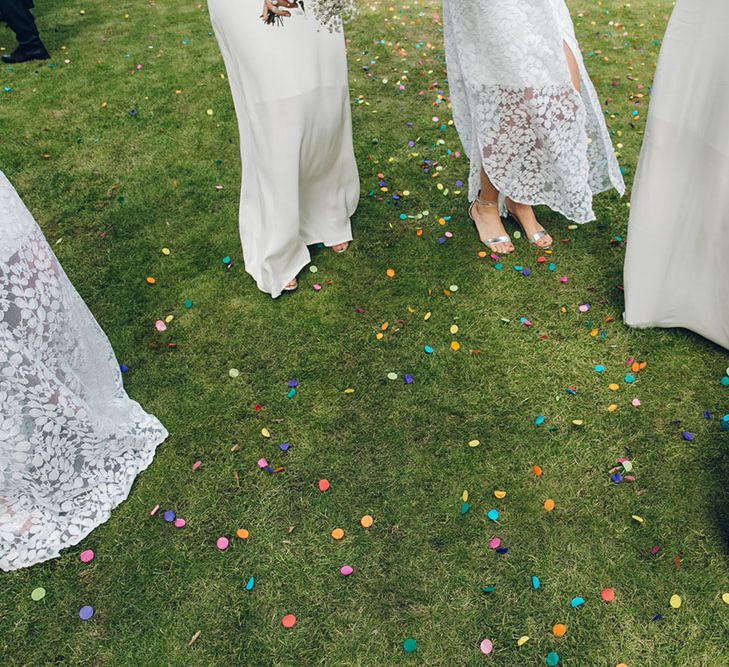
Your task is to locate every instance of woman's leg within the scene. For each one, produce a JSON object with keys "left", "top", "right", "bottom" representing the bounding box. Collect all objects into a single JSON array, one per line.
[
  {"left": 563, "top": 41, "right": 581, "bottom": 92},
  {"left": 471, "top": 168, "right": 514, "bottom": 254}
]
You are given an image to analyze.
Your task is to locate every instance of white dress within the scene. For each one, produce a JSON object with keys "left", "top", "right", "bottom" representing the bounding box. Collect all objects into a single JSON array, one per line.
[
  {"left": 0, "top": 172, "right": 168, "bottom": 572},
  {"left": 624, "top": 0, "right": 729, "bottom": 350},
  {"left": 442, "top": 0, "right": 625, "bottom": 223},
  {"left": 208, "top": 1, "right": 360, "bottom": 298}
]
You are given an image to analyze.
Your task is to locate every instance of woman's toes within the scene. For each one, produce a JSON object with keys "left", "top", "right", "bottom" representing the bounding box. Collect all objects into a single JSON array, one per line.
[{"left": 331, "top": 242, "right": 349, "bottom": 253}]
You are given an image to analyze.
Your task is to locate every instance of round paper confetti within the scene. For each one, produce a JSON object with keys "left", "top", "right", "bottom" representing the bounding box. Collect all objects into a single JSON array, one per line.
[
  {"left": 31, "top": 587, "right": 46, "bottom": 601},
  {"left": 669, "top": 594, "right": 682, "bottom": 609},
  {"left": 468, "top": 439, "right": 480, "bottom": 448},
  {"left": 546, "top": 651, "right": 560, "bottom": 665},
  {"left": 331, "top": 528, "right": 345, "bottom": 540},
  {"left": 722, "top": 593, "right": 729, "bottom": 605},
  {"left": 543, "top": 499, "right": 555, "bottom": 512},
  {"left": 601, "top": 588, "right": 615, "bottom": 602},
  {"left": 318, "top": 479, "right": 330, "bottom": 492},
  {"left": 552, "top": 624, "right": 567, "bottom": 638},
  {"left": 360, "top": 515, "right": 374, "bottom": 528},
  {"left": 387, "top": 372, "right": 398, "bottom": 381},
  {"left": 236, "top": 529, "right": 250, "bottom": 540},
  {"left": 228, "top": 368, "right": 240, "bottom": 378},
  {"left": 403, "top": 639, "right": 417, "bottom": 653},
  {"left": 340, "top": 565, "right": 353, "bottom": 577},
  {"left": 281, "top": 614, "right": 297, "bottom": 629},
  {"left": 79, "top": 606, "right": 94, "bottom": 621},
  {"left": 486, "top": 509, "right": 499, "bottom": 522},
  {"left": 216, "top": 537, "right": 229, "bottom": 551},
  {"left": 479, "top": 639, "right": 493, "bottom": 655},
  {"left": 79, "top": 550, "right": 94, "bottom": 564},
  {"left": 174, "top": 518, "right": 186, "bottom": 528}
]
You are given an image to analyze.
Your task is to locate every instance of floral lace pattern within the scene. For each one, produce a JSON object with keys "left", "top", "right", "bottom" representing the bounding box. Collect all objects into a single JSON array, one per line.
[
  {"left": 0, "top": 171, "right": 168, "bottom": 572},
  {"left": 443, "top": 0, "right": 625, "bottom": 223}
]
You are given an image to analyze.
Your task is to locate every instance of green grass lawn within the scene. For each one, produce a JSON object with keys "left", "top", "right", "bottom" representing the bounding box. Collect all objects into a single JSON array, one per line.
[{"left": 2, "top": 0, "right": 728, "bottom": 665}]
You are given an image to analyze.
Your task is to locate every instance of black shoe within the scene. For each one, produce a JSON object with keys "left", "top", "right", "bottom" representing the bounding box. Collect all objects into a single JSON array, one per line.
[{"left": 2, "top": 45, "right": 50, "bottom": 64}]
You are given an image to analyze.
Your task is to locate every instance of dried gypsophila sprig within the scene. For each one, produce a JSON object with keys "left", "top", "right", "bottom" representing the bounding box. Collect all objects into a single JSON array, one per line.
[{"left": 266, "top": 0, "right": 356, "bottom": 31}]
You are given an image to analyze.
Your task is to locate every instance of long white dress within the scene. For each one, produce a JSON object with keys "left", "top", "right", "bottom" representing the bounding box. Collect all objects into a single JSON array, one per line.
[
  {"left": 624, "top": 0, "right": 729, "bottom": 350},
  {"left": 0, "top": 172, "right": 168, "bottom": 572},
  {"left": 442, "top": 0, "right": 625, "bottom": 223},
  {"left": 208, "top": 1, "right": 360, "bottom": 299}
]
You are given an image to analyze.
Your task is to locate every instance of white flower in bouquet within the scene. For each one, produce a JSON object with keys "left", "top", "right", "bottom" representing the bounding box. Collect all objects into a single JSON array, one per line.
[
  {"left": 266, "top": 0, "right": 357, "bottom": 31},
  {"left": 309, "top": 0, "right": 357, "bottom": 31}
]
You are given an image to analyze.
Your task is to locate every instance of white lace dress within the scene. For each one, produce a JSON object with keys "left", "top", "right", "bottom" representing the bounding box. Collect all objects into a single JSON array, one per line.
[
  {"left": 443, "top": 0, "right": 625, "bottom": 223},
  {"left": 0, "top": 171, "right": 168, "bottom": 572}
]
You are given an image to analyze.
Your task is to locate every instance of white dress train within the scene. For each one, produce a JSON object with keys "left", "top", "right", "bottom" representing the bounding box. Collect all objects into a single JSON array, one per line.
[
  {"left": 443, "top": 0, "right": 625, "bottom": 223},
  {"left": 208, "top": 1, "right": 360, "bottom": 298},
  {"left": 0, "top": 171, "right": 168, "bottom": 572},
  {"left": 624, "top": 0, "right": 729, "bottom": 350}
]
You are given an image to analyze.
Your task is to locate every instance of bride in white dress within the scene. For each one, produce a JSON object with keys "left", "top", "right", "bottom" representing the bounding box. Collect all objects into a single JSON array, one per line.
[
  {"left": 443, "top": 0, "right": 625, "bottom": 254},
  {"left": 208, "top": 0, "right": 360, "bottom": 298},
  {"left": 0, "top": 171, "right": 168, "bottom": 571},
  {"left": 624, "top": 0, "right": 729, "bottom": 350}
]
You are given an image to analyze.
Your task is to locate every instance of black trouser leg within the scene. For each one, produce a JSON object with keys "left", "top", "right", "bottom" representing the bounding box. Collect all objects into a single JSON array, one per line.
[{"left": 0, "top": 0, "right": 42, "bottom": 48}]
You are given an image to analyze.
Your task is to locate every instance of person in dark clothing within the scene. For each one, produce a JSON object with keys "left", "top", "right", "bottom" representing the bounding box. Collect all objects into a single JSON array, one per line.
[{"left": 0, "top": 0, "right": 49, "bottom": 64}]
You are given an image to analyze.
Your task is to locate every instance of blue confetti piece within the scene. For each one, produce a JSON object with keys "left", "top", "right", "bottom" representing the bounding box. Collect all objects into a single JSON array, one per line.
[
  {"left": 571, "top": 597, "right": 585, "bottom": 608},
  {"left": 486, "top": 509, "right": 499, "bottom": 522},
  {"left": 245, "top": 576, "right": 255, "bottom": 591},
  {"left": 531, "top": 576, "right": 541, "bottom": 590},
  {"left": 534, "top": 415, "right": 545, "bottom": 426}
]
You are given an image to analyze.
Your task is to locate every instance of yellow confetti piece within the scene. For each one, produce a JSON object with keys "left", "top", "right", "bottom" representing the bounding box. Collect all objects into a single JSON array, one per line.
[
  {"left": 669, "top": 594, "right": 682, "bottom": 609},
  {"left": 450, "top": 341, "right": 461, "bottom": 351},
  {"left": 468, "top": 439, "right": 480, "bottom": 448},
  {"left": 517, "top": 636, "right": 530, "bottom": 647},
  {"left": 386, "top": 268, "right": 396, "bottom": 278},
  {"left": 424, "top": 311, "right": 432, "bottom": 321},
  {"left": 721, "top": 593, "right": 729, "bottom": 605},
  {"left": 343, "top": 388, "right": 355, "bottom": 394},
  {"left": 572, "top": 419, "right": 584, "bottom": 426},
  {"left": 206, "top": 108, "right": 214, "bottom": 116},
  {"left": 609, "top": 383, "right": 620, "bottom": 391},
  {"left": 164, "top": 315, "right": 174, "bottom": 324},
  {"left": 261, "top": 428, "right": 270, "bottom": 438},
  {"left": 450, "top": 324, "right": 459, "bottom": 334},
  {"left": 631, "top": 514, "right": 645, "bottom": 524},
  {"left": 461, "top": 490, "right": 469, "bottom": 502},
  {"left": 161, "top": 247, "right": 171, "bottom": 255},
  {"left": 146, "top": 276, "right": 156, "bottom": 285},
  {"left": 494, "top": 490, "right": 507, "bottom": 499},
  {"left": 608, "top": 404, "right": 618, "bottom": 413},
  {"left": 375, "top": 332, "right": 384, "bottom": 340}
]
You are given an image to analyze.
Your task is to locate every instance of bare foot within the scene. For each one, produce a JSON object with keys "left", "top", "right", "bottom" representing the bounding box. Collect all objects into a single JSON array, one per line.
[
  {"left": 471, "top": 201, "right": 515, "bottom": 254},
  {"left": 506, "top": 201, "right": 553, "bottom": 249},
  {"left": 283, "top": 278, "right": 298, "bottom": 292},
  {"left": 330, "top": 242, "right": 349, "bottom": 254}
]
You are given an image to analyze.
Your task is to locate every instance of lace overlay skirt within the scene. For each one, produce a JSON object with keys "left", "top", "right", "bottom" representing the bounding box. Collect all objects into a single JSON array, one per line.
[
  {"left": 0, "top": 172, "right": 168, "bottom": 571},
  {"left": 443, "top": 0, "right": 625, "bottom": 223}
]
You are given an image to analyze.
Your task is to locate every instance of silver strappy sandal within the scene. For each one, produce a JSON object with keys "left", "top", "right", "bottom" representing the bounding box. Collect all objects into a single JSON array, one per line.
[
  {"left": 468, "top": 195, "right": 514, "bottom": 253},
  {"left": 505, "top": 204, "right": 552, "bottom": 249}
]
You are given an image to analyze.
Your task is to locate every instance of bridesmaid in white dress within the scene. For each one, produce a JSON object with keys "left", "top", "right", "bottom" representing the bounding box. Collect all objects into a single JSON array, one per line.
[
  {"left": 208, "top": 0, "right": 360, "bottom": 298},
  {"left": 443, "top": 0, "right": 625, "bottom": 254},
  {"left": 624, "top": 0, "right": 729, "bottom": 350},
  {"left": 0, "top": 171, "right": 168, "bottom": 571}
]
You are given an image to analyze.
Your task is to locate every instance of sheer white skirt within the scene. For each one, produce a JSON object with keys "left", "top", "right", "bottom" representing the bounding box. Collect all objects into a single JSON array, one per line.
[
  {"left": 443, "top": 0, "right": 625, "bottom": 223},
  {"left": 0, "top": 172, "right": 168, "bottom": 571}
]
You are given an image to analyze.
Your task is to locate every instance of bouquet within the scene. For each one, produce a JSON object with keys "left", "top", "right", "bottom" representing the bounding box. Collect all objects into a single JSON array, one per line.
[{"left": 266, "top": 0, "right": 356, "bottom": 31}]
